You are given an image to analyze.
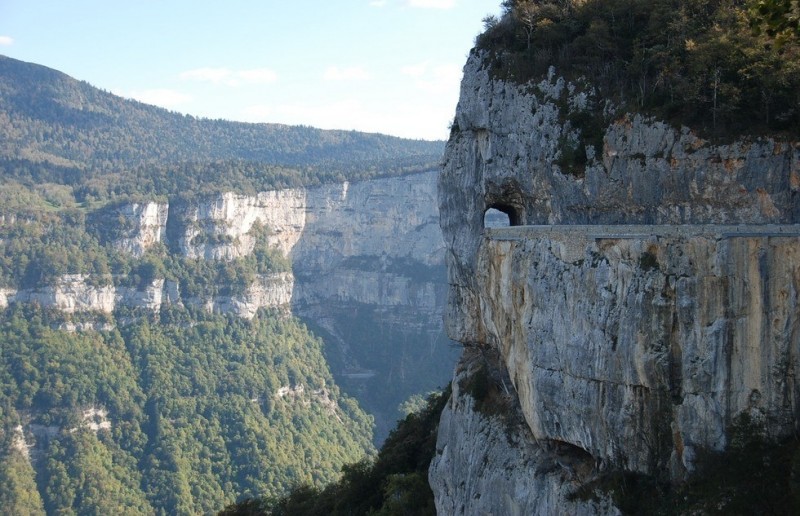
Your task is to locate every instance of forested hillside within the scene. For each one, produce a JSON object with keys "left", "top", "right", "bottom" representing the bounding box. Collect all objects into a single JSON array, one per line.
[
  {"left": 0, "top": 54, "right": 443, "bottom": 201},
  {"left": 0, "top": 306, "right": 374, "bottom": 513},
  {"left": 0, "top": 184, "right": 382, "bottom": 513}
]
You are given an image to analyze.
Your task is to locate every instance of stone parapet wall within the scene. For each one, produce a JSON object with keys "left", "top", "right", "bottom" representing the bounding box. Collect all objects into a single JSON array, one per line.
[{"left": 487, "top": 224, "right": 800, "bottom": 240}]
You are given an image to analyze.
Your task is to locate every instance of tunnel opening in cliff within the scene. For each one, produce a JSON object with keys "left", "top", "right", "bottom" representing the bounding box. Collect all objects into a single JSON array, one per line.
[{"left": 483, "top": 204, "right": 522, "bottom": 228}]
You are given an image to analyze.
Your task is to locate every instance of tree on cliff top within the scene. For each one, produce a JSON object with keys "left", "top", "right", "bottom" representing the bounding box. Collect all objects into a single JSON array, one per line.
[
  {"left": 479, "top": 0, "right": 800, "bottom": 137},
  {"left": 750, "top": 0, "right": 799, "bottom": 39}
]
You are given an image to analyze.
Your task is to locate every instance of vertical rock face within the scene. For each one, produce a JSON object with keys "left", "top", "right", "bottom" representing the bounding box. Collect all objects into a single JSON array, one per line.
[
  {"left": 112, "top": 202, "right": 169, "bottom": 257},
  {"left": 116, "top": 278, "right": 167, "bottom": 312},
  {"left": 441, "top": 53, "right": 798, "bottom": 346},
  {"left": 190, "top": 272, "right": 295, "bottom": 319},
  {"left": 433, "top": 50, "right": 800, "bottom": 513},
  {"left": 163, "top": 171, "right": 452, "bottom": 439},
  {"left": 291, "top": 173, "right": 445, "bottom": 330},
  {"left": 12, "top": 171, "right": 446, "bottom": 326},
  {"left": 171, "top": 190, "right": 307, "bottom": 260},
  {"left": 478, "top": 227, "right": 799, "bottom": 476},
  {"left": 5, "top": 274, "right": 294, "bottom": 320},
  {"left": 293, "top": 174, "right": 444, "bottom": 268},
  {"left": 167, "top": 173, "right": 443, "bottom": 268},
  {"left": 288, "top": 173, "right": 452, "bottom": 440}
]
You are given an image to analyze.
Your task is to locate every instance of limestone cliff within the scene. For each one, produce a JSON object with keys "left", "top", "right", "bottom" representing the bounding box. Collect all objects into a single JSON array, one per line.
[
  {"left": 430, "top": 348, "right": 618, "bottom": 515},
  {"left": 112, "top": 202, "right": 169, "bottom": 257},
  {"left": 433, "top": 50, "right": 800, "bottom": 513},
  {"left": 441, "top": 54, "right": 798, "bottom": 348},
  {"left": 2, "top": 170, "right": 455, "bottom": 441},
  {"left": 155, "top": 173, "right": 451, "bottom": 437},
  {"left": 4, "top": 273, "right": 293, "bottom": 321},
  {"left": 168, "top": 190, "right": 306, "bottom": 260}
]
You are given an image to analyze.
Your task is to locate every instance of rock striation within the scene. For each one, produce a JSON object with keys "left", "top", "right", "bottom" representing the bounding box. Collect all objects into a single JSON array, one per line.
[
  {"left": 11, "top": 275, "right": 116, "bottom": 314},
  {"left": 479, "top": 225, "right": 799, "bottom": 476},
  {"left": 433, "top": 50, "right": 800, "bottom": 513},
  {"left": 4, "top": 172, "right": 444, "bottom": 322},
  {"left": 441, "top": 54, "right": 798, "bottom": 347},
  {"left": 183, "top": 272, "right": 295, "bottom": 319}
]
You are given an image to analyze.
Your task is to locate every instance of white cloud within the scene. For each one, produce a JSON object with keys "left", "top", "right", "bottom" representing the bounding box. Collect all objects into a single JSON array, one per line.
[
  {"left": 401, "top": 61, "right": 430, "bottom": 78},
  {"left": 121, "top": 89, "right": 192, "bottom": 108},
  {"left": 180, "top": 67, "right": 231, "bottom": 83},
  {"left": 179, "top": 67, "right": 278, "bottom": 87},
  {"left": 404, "top": 62, "right": 462, "bottom": 94},
  {"left": 236, "top": 68, "right": 279, "bottom": 84},
  {"left": 323, "top": 66, "right": 371, "bottom": 82},
  {"left": 0, "top": 36, "right": 14, "bottom": 46},
  {"left": 407, "top": 0, "right": 456, "bottom": 8}
]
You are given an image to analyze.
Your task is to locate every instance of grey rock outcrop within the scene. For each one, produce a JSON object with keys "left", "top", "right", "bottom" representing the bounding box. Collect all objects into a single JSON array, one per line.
[
  {"left": 112, "top": 202, "right": 169, "bottom": 257},
  {"left": 433, "top": 50, "right": 800, "bottom": 513},
  {"left": 184, "top": 272, "right": 295, "bottom": 319},
  {"left": 170, "top": 190, "right": 306, "bottom": 260},
  {"left": 5, "top": 274, "right": 293, "bottom": 320},
  {"left": 441, "top": 53, "right": 798, "bottom": 346},
  {"left": 4, "top": 173, "right": 447, "bottom": 330},
  {"left": 167, "top": 173, "right": 443, "bottom": 268},
  {"left": 166, "top": 171, "right": 452, "bottom": 440},
  {"left": 290, "top": 172, "right": 446, "bottom": 330},
  {"left": 12, "top": 275, "right": 116, "bottom": 314},
  {"left": 479, "top": 226, "right": 799, "bottom": 476},
  {"left": 287, "top": 173, "right": 452, "bottom": 440},
  {"left": 430, "top": 348, "right": 618, "bottom": 516},
  {"left": 0, "top": 287, "right": 15, "bottom": 310},
  {"left": 159, "top": 172, "right": 446, "bottom": 329},
  {"left": 116, "top": 278, "right": 167, "bottom": 312}
]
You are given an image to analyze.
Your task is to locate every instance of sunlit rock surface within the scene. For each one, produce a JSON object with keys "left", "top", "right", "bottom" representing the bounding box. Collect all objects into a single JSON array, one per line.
[
  {"left": 112, "top": 202, "right": 169, "bottom": 257},
  {"left": 432, "top": 49, "right": 800, "bottom": 514}
]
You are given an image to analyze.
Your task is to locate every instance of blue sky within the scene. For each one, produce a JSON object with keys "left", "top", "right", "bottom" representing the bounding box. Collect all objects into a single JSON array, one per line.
[{"left": 0, "top": 0, "right": 501, "bottom": 140}]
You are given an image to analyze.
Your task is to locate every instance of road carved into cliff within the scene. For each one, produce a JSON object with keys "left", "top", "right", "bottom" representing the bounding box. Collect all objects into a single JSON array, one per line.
[{"left": 486, "top": 224, "right": 800, "bottom": 241}]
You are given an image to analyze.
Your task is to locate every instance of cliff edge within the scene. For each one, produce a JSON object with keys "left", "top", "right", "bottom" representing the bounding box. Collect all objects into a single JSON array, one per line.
[{"left": 431, "top": 46, "right": 800, "bottom": 514}]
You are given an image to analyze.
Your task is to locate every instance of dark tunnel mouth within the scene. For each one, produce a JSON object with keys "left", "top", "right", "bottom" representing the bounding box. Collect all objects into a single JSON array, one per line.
[{"left": 483, "top": 203, "right": 522, "bottom": 228}]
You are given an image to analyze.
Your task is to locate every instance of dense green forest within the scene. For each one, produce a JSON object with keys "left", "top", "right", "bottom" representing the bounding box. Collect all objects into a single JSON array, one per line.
[
  {"left": 221, "top": 388, "right": 449, "bottom": 516},
  {"left": 478, "top": 0, "right": 800, "bottom": 137},
  {"left": 0, "top": 199, "right": 454, "bottom": 512},
  {"left": 0, "top": 305, "right": 374, "bottom": 514},
  {"left": 0, "top": 202, "right": 376, "bottom": 512}
]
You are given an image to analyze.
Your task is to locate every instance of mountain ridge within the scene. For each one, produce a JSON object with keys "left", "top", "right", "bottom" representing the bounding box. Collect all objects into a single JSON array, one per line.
[{"left": 0, "top": 54, "right": 443, "bottom": 191}]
